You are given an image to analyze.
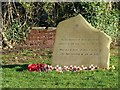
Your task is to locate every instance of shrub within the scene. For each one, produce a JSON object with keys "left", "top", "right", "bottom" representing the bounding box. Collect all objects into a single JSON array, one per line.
[
  {"left": 2, "top": 2, "right": 119, "bottom": 45},
  {"left": 3, "top": 19, "right": 30, "bottom": 44}
]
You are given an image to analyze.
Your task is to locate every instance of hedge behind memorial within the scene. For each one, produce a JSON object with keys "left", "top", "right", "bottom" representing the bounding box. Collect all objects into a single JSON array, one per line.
[{"left": 2, "top": 2, "right": 119, "bottom": 45}]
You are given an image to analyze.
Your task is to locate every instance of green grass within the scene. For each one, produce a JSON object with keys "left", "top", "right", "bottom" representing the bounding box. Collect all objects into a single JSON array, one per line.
[{"left": 1, "top": 49, "right": 119, "bottom": 88}]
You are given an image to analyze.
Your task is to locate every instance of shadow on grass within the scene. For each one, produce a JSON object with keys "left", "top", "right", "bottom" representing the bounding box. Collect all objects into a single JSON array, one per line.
[{"left": 2, "top": 64, "right": 28, "bottom": 71}]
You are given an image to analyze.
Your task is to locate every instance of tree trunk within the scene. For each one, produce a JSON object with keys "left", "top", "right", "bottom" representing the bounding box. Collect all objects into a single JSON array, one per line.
[{"left": 0, "top": 2, "right": 2, "bottom": 49}]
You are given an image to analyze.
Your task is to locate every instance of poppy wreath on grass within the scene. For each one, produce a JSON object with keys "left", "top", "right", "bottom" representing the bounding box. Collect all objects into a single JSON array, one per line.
[{"left": 27, "top": 63, "right": 102, "bottom": 72}]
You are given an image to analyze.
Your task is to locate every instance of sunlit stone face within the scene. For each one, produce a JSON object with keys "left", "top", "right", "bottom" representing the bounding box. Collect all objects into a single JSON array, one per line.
[{"left": 52, "top": 14, "right": 112, "bottom": 68}]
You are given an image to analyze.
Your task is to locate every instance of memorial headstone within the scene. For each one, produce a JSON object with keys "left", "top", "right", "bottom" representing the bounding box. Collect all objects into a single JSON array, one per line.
[{"left": 52, "top": 14, "right": 112, "bottom": 68}]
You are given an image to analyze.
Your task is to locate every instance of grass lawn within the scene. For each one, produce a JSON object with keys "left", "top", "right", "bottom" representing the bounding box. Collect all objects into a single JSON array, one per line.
[{"left": 1, "top": 48, "right": 119, "bottom": 88}]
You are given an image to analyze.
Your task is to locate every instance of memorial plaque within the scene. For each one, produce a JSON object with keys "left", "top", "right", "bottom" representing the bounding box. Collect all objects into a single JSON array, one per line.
[{"left": 52, "top": 14, "right": 112, "bottom": 68}]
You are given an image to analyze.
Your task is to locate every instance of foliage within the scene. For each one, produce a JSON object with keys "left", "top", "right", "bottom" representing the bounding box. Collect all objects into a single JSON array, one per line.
[
  {"left": 2, "top": 2, "right": 119, "bottom": 45},
  {"left": 4, "top": 19, "right": 30, "bottom": 43},
  {"left": 2, "top": 2, "right": 31, "bottom": 45},
  {"left": 78, "top": 2, "right": 119, "bottom": 40},
  {"left": 52, "top": 2, "right": 119, "bottom": 40}
]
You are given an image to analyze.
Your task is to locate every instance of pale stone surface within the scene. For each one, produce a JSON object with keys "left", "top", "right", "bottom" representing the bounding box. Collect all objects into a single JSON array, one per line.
[{"left": 52, "top": 14, "right": 112, "bottom": 68}]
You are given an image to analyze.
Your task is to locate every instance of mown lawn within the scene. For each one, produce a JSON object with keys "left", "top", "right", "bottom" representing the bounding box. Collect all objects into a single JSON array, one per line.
[{"left": 1, "top": 48, "right": 119, "bottom": 88}]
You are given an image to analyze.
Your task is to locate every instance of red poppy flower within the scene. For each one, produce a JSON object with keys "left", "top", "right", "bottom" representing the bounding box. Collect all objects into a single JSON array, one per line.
[
  {"left": 28, "top": 63, "right": 48, "bottom": 72},
  {"left": 28, "top": 64, "right": 39, "bottom": 72}
]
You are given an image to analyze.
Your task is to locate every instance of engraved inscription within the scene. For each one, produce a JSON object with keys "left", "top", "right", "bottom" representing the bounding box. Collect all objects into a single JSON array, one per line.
[{"left": 57, "top": 38, "right": 100, "bottom": 56}]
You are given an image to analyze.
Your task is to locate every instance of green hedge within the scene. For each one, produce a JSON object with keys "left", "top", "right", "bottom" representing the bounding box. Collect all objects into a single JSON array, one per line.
[
  {"left": 2, "top": 2, "right": 119, "bottom": 44},
  {"left": 53, "top": 2, "right": 119, "bottom": 40}
]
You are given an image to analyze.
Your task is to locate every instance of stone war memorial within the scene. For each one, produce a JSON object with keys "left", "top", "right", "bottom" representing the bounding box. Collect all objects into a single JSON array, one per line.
[{"left": 52, "top": 14, "right": 112, "bottom": 69}]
